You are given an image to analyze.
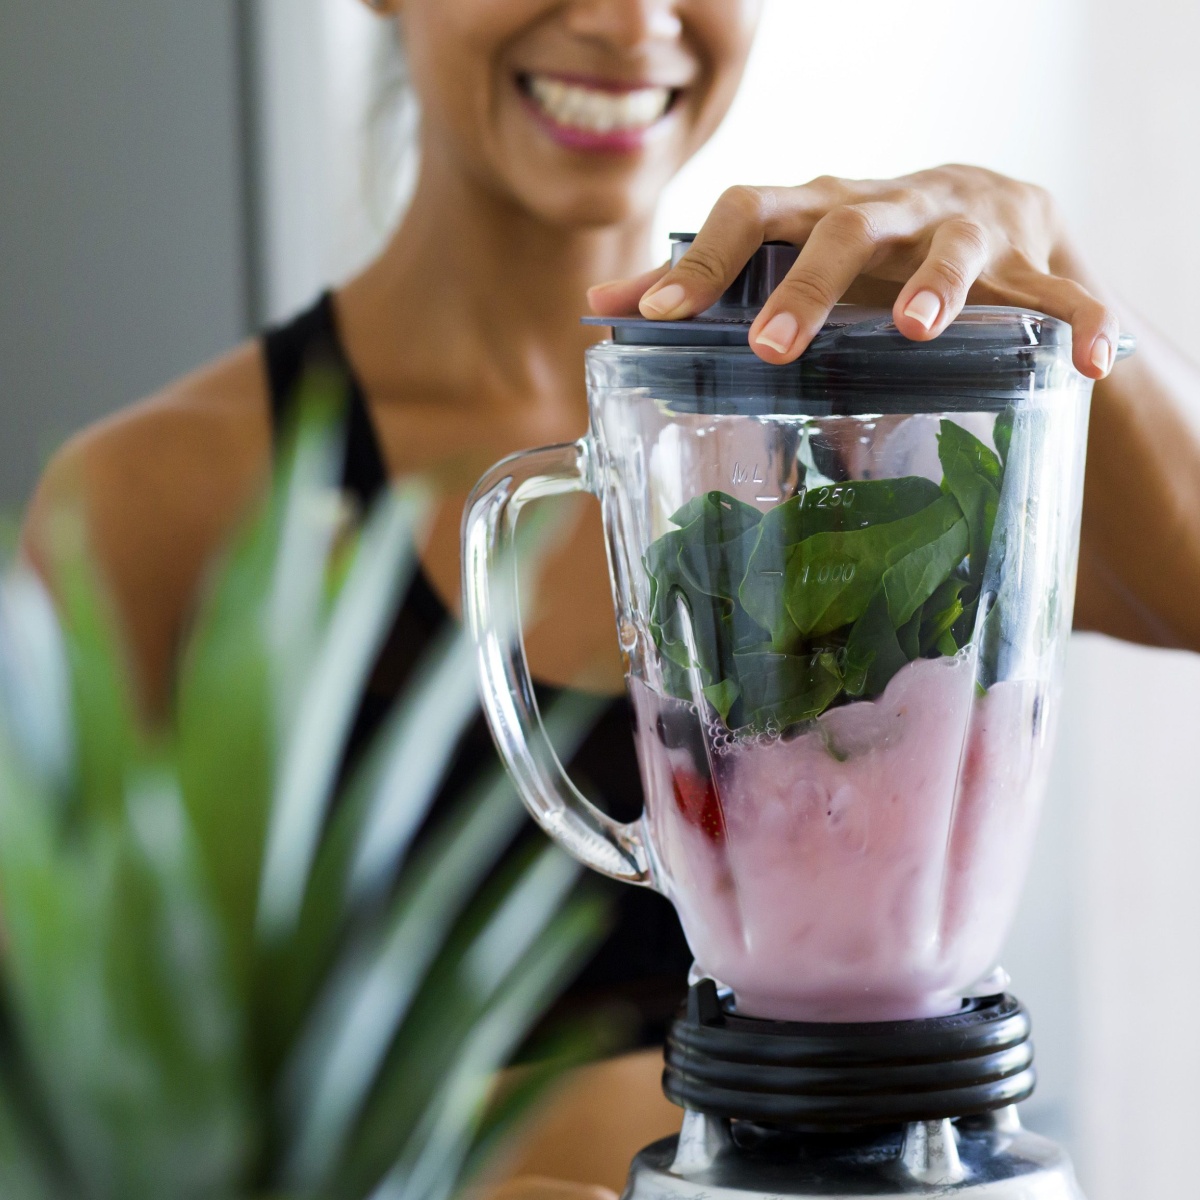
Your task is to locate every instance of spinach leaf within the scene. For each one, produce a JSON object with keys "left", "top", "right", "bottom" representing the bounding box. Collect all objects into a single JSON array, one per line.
[
  {"left": 738, "top": 477, "right": 943, "bottom": 650},
  {"left": 655, "top": 586, "right": 734, "bottom": 687},
  {"left": 670, "top": 490, "right": 763, "bottom": 540},
  {"left": 880, "top": 502, "right": 969, "bottom": 626},
  {"left": 733, "top": 649, "right": 844, "bottom": 731},
  {"left": 642, "top": 419, "right": 1007, "bottom": 734},
  {"left": 918, "top": 576, "right": 967, "bottom": 656},
  {"left": 784, "top": 495, "right": 964, "bottom": 638},
  {"left": 646, "top": 493, "right": 765, "bottom": 695},
  {"left": 897, "top": 605, "right": 924, "bottom": 661},
  {"left": 678, "top": 524, "right": 760, "bottom": 602},
  {"left": 798, "top": 477, "right": 943, "bottom": 536},
  {"left": 938, "top": 419, "right": 1001, "bottom": 590},
  {"left": 844, "top": 588, "right": 908, "bottom": 698},
  {"left": 703, "top": 678, "right": 741, "bottom": 724},
  {"left": 738, "top": 498, "right": 807, "bottom": 652},
  {"left": 993, "top": 409, "right": 1014, "bottom": 467}
]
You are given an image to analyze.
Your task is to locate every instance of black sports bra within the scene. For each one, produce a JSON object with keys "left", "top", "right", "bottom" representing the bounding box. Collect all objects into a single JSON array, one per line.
[{"left": 261, "top": 292, "right": 692, "bottom": 1045}]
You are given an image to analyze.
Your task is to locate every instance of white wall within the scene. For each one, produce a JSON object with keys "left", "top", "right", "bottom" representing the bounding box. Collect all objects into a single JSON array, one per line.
[
  {"left": 654, "top": 0, "right": 1088, "bottom": 246},
  {"left": 253, "top": 3, "right": 1200, "bottom": 1195},
  {"left": 254, "top": 0, "right": 399, "bottom": 323},
  {"left": 1066, "top": 6, "right": 1200, "bottom": 1197}
]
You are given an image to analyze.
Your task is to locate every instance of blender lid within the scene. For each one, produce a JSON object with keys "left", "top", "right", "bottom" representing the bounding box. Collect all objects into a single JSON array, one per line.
[{"left": 582, "top": 232, "right": 1137, "bottom": 364}]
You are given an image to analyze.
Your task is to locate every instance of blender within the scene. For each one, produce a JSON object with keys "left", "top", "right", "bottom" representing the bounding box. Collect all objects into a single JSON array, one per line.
[{"left": 462, "top": 235, "right": 1133, "bottom": 1197}]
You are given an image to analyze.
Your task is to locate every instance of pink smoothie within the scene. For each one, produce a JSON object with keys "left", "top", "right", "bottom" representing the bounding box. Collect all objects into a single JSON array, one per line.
[{"left": 630, "top": 655, "right": 1050, "bottom": 1022}]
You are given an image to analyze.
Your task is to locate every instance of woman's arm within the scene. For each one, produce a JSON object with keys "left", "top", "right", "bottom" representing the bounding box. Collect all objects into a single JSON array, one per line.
[
  {"left": 1046, "top": 238, "right": 1200, "bottom": 650},
  {"left": 590, "top": 167, "right": 1200, "bottom": 653}
]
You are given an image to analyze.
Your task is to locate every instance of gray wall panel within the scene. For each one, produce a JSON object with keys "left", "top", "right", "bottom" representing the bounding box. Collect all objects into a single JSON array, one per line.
[{"left": 0, "top": 0, "right": 251, "bottom": 505}]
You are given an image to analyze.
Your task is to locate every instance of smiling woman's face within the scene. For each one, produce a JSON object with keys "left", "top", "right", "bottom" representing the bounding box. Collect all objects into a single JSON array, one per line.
[{"left": 398, "top": 0, "right": 761, "bottom": 228}]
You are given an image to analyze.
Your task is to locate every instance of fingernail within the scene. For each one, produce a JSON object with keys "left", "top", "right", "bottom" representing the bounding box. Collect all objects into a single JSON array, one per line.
[
  {"left": 754, "top": 311, "right": 800, "bottom": 356},
  {"left": 639, "top": 282, "right": 688, "bottom": 319},
  {"left": 903, "top": 290, "right": 942, "bottom": 331},
  {"left": 1091, "top": 336, "right": 1113, "bottom": 375}
]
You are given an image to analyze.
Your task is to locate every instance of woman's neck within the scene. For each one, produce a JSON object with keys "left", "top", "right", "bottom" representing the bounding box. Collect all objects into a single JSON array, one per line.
[{"left": 339, "top": 147, "right": 656, "bottom": 416}]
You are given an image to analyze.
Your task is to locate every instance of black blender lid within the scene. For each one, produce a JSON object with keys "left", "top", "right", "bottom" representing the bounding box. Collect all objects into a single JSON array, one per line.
[{"left": 583, "top": 232, "right": 1136, "bottom": 364}]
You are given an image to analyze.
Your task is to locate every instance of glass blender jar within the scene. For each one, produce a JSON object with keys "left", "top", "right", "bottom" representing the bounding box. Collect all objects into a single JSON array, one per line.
[{"left": 462, "top": 235, "right": 1130, "bottom": 1028}]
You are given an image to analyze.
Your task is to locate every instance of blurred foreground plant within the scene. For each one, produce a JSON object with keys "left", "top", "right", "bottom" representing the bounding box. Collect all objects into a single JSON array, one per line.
[{"left": 0, "top": 382, "right": 606, "bottom": 1200}]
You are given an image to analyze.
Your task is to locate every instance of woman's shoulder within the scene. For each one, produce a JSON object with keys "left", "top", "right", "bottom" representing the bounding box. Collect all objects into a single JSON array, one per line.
[
  {"left": 25, "top": 338, "right": 272, "bottom": 561},
  {"left": 22, "top": 337, "right": 274, "bottom": 712}
]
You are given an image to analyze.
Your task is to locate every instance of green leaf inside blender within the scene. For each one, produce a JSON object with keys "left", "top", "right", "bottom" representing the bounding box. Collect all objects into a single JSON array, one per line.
[{"left": 643, "top": 418, "right": 1008, "bottom": 733}]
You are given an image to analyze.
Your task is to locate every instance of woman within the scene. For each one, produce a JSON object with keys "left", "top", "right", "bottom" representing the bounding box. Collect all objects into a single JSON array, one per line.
[{"left": 22, "top": 0, "right": 1200, "bottom": 1193}]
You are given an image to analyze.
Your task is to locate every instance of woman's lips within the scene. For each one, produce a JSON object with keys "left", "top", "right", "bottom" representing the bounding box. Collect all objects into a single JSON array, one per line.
[{"left": 518, "top": 72, "right": 678, "bottom": 153}]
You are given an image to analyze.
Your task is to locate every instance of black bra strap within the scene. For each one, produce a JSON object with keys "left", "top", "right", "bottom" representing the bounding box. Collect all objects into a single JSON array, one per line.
[{"left": 261, "top": 291, "right": 389, "bottom": 506}]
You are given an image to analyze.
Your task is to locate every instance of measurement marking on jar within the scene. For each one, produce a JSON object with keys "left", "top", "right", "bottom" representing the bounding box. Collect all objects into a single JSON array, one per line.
[
  {"left": 755, "top": 494, "right": 781, "bottom": 503},
  {"left": 798, "top": 562, "right": 857, "bottom": 584},
  {"left": 731, "top": 461, "right": 765, "bottom": 486},
  {"left": 812, "top": 484, "right": 856, "bottom": 508}
]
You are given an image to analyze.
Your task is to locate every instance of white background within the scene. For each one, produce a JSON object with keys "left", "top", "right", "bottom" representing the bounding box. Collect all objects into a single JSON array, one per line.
[{"left": 254, "top": 3, "right": 1200, "bottom": 1195}]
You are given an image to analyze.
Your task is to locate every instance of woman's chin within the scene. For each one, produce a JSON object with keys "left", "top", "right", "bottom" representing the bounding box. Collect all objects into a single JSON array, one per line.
[
  {"left": 487, "top": 111, "right": 683, "bottom": 232},
  {"left": 504, "top": 166, "right": 671, "bottom": 232}
]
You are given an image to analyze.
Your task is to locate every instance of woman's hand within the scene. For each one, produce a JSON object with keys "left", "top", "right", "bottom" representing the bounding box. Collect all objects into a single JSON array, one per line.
[
  {"left": 592, "top": 164, "right": 1200, "bottom": 654},
  {"left": 588, "top": 165, "right": 1119, "bottom": 380}
]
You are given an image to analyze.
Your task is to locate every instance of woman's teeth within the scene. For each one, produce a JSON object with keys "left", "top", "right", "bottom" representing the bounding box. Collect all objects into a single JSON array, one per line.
[{"left": 525, "top": 75, "right": 672, "bottom": 134}]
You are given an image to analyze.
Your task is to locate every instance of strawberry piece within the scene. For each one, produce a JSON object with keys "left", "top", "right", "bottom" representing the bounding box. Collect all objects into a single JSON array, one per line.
[{"left": 671, "top": 767, "right": 726, "bottom": 843}]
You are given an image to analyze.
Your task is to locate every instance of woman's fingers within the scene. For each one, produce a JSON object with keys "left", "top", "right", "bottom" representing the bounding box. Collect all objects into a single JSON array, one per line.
[
  {"left": 597, "top": 170, "right": 1115, "bottom": 378},
  {"left": 893, "top": 218, "right": 991, "bottom": 341},
  {"left": 748, "top": 202, "right": 913, "bottom": 363},
  {"left": 586, "top": 263, "right": 669, "bottom": 317},
  {"left": 1013, "top": 271, "right": 1121, "bottom": 379},
  {"left": 638, "top": 186, "right": 775, "bottom": 320}
]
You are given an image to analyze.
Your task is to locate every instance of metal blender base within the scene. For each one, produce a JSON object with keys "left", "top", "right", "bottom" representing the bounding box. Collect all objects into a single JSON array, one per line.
[{"left": 622, "top": 1109, "right": 1085, "bottom": 1199}]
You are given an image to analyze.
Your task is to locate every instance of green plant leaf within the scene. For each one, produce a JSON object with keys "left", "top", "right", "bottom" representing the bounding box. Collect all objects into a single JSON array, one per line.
[
  {"left": 265, "top": 682, "right": 604, "bottom": 1081},
  {"left": 39, "top": 515, "right": 145, "bottom": 824},
  {"left": 0, "top": 380, "right": 609, "bottom": 1200},
  {"left": 277, "top": 691, "right": 603, "bottom": 1191},
  {"left": 264, "top": 372, "right": 350, "bottom": 728},
  {"left": 371, "top": 895, "right": 605, "bottom": 1200},
  {"left": 258, "top": 485, "right": 428, "bottom": 943},
  {"left": 457, "top": 1019, "right": 605, "bottom": 1191},
  {"left": 795, "top": 478, "right": 944, "bottom": 535},
  {"left": 0, "top": 730, "right": 248, "bottom": 1200},
  {"left": 0, "top": 570, "right": 73, "bottom": 798},
  {"left": 0, "top": 1073, "right": 62, "bottom": 1200},
  {"left": 174, "top": 489, "right": 279, "bottom": 1003},
  {"left": 341, "top": 626, "right": 481, "bottom": 910},
  {"left": 279, "top": 781, "right": 534, "bottom": 1188},
  {"left": 326, "top": 847, "right": 604, "bottom": 1200}
]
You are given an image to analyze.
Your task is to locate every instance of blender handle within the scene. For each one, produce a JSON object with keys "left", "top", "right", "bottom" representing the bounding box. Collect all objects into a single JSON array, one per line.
[{"left": 462, "top": 438, "right": 652, "bottom": 886}]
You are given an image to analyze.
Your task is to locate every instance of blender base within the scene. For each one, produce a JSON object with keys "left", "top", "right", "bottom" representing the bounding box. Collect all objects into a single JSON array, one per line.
[
  {"left": 622, "top": 1108, "right": 1085, "bottom": 1198},
  {"left": 624, "top": 982, "right": 1085, "bottom": 1198}
]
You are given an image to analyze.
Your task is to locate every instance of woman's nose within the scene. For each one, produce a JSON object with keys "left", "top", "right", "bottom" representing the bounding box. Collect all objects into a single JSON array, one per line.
[{"left": 563, "top": 0, "right": 684, "bottom": 49}]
